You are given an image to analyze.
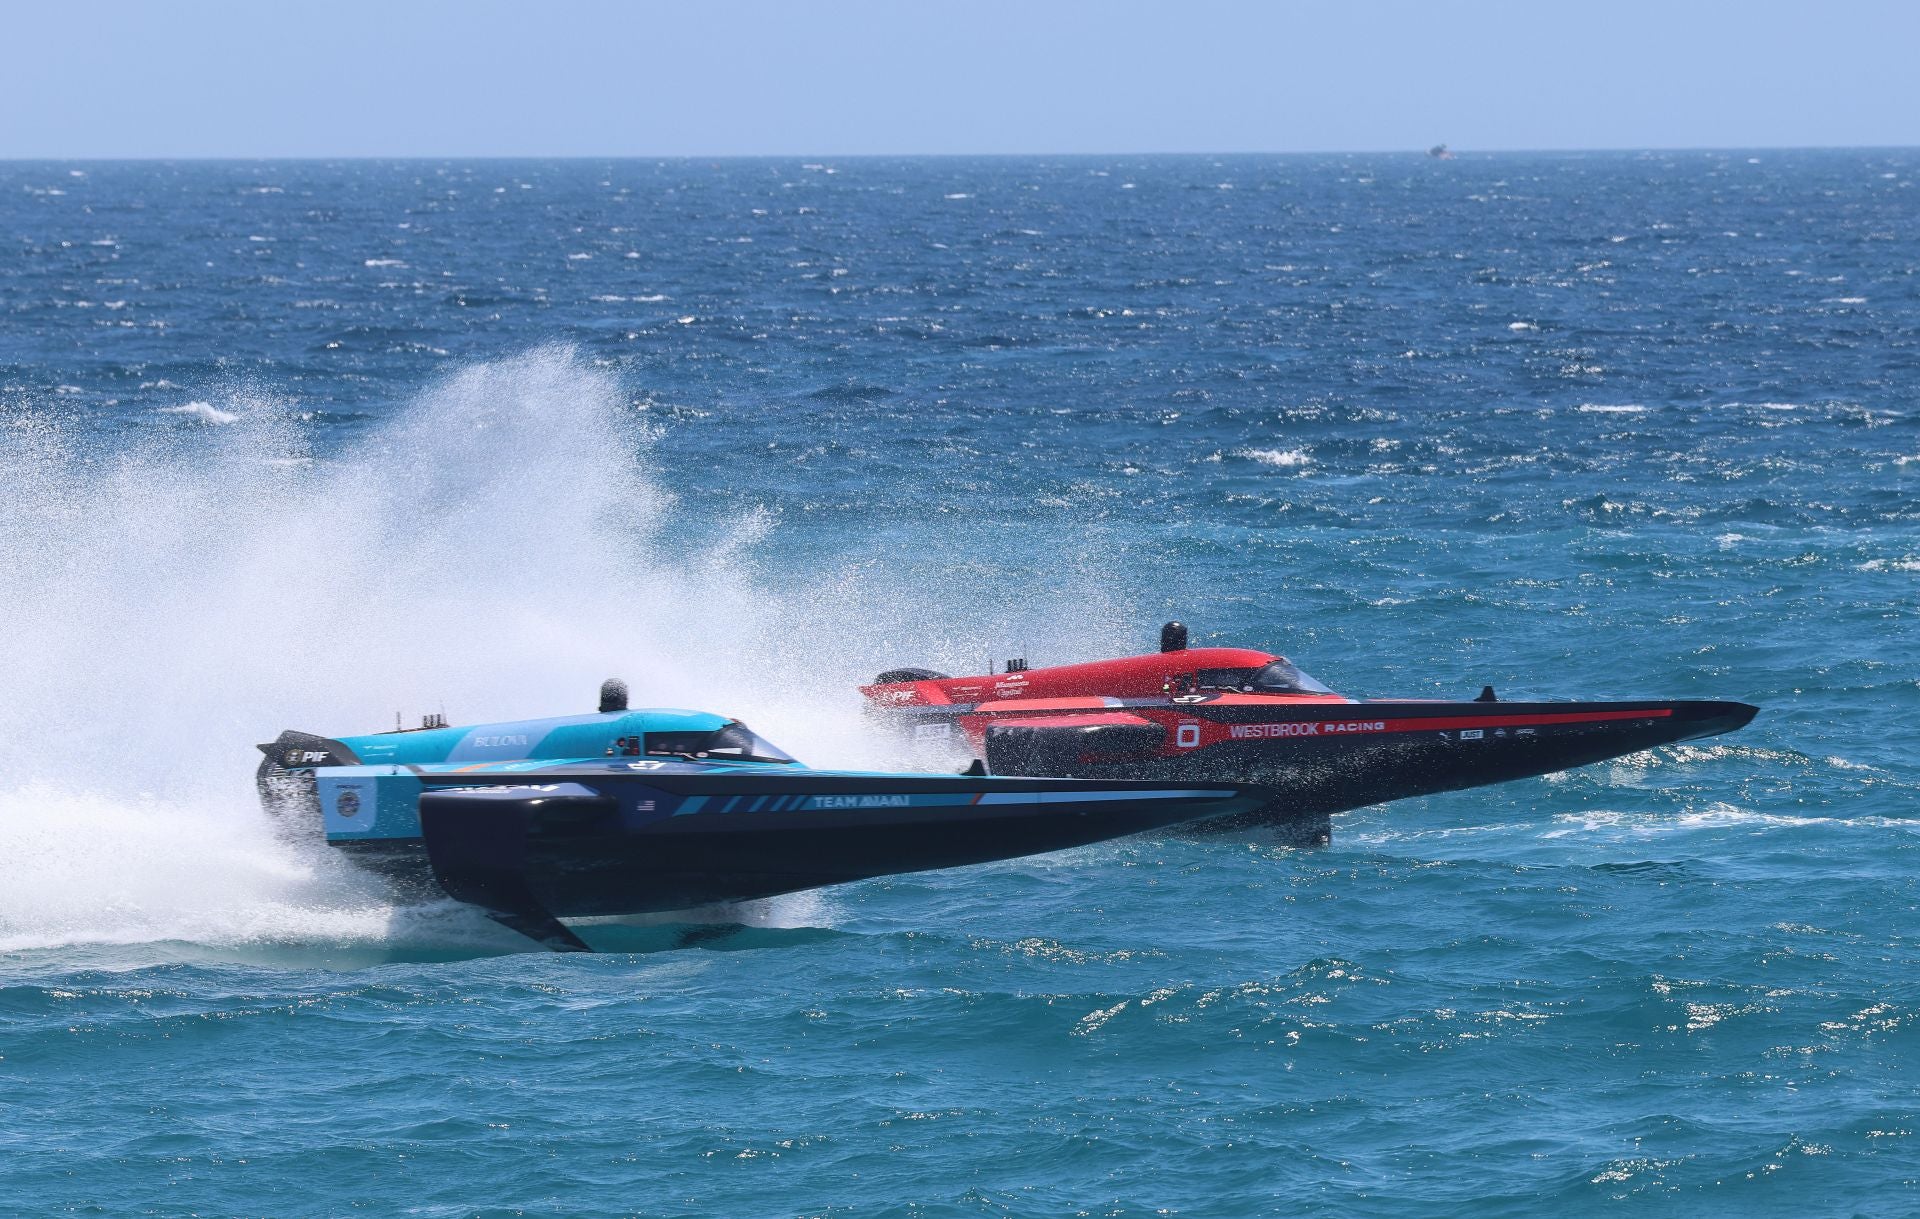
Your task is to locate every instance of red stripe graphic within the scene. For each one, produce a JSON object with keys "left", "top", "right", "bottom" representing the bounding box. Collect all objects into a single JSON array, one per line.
[
  {"left": 1182, "top": 707, "right": 1671, "bottom": 747},
  {"left": 1379, "top": 709, "right": 1670, "bottom": 733}
]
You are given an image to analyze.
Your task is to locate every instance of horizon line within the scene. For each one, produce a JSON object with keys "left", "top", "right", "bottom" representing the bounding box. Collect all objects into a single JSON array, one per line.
[{"left": 3, "top": 142, "right": 1917, "bottom": 165}]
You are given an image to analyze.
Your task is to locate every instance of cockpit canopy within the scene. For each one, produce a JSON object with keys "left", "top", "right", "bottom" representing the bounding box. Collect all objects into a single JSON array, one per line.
[
  {"left": 1195, "top": 659, "right": 1335, "bottom": 695},
  {"left": 643, "top": 721, "right": 797, "bottom": 764}
]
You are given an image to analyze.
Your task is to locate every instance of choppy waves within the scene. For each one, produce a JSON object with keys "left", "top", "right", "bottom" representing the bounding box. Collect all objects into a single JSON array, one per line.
[{"left": 2, "top": 152, "right": 1917, "bottom": 1213}]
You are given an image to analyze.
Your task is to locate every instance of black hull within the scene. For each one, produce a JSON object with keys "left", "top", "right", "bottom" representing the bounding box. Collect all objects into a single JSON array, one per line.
[
  {"left": 984, "top": 699, "right": 1758, "bottom": 835},
  {"left": 335, "top": 771, "right": 1269, "bottom": 947}
]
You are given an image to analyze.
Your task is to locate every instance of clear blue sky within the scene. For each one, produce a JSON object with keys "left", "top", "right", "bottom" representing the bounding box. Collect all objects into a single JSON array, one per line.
[{"left": 6, "top": 0, "right": 1916, "bottom": 158}]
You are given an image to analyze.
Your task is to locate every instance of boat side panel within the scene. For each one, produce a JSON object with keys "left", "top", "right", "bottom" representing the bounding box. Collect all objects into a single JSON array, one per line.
[
  {"left": 361, "top": 773, "right": 1274, "bottom": 916},
  {"left": 305, "top": 763, "right": 1266, "bottom": 842},
  {"left": 986, "top": 708, "right": 1750, "bottom": 819},
  {"left": 507, "top": 791, "right": 1265, "bottom": 916},
  {"left": 315, "top": 767, "right": 423, "bottom": 839}
]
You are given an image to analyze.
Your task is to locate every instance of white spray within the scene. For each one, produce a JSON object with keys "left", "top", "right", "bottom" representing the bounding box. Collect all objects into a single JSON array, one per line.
[{"left": 0, "top": 348, "right": 1133, "bottom": 955}]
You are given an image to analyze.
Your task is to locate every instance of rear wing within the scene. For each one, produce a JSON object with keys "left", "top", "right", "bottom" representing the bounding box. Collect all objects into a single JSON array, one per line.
[
  {"left": 258, "top": 730, "right": 363, "bottom": 770},
  {"left": 255, "top": 730, "right": 364, "bottom": 816}
]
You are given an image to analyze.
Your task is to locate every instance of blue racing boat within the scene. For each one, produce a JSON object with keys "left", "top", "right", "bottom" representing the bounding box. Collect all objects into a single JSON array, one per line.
[{"left": 258, "top": 681, "right": 1269, "bottom": 950}]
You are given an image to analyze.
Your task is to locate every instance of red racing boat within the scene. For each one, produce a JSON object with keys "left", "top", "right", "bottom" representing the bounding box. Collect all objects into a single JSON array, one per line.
[{"left": 860, "top": 623, "right": 1758, "bottom": 843}]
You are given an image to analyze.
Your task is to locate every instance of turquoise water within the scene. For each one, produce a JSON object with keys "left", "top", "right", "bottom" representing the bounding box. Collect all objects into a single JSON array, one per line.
[{"left": 1, "top": 152, "right": 1916, "bottom": 1214}]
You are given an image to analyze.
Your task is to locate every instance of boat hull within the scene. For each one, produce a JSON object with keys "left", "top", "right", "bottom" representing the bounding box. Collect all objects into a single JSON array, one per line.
[
  {"left": 970, "top": 698, "right": 1759, "bottom": 835},
  {"left": 299, "top": 766, "right": 1269, "bottom": 943}
]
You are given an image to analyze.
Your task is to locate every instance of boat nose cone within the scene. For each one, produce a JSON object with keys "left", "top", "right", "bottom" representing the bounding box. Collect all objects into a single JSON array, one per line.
[{"left": 1672, "top": 700, "right": 1760, "bottom": 740}]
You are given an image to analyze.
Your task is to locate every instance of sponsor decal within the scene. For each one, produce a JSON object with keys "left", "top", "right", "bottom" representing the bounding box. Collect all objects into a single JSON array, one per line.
[
  {"left": 1459, "top": 728, "right": 1485, "bottom": 740},
  {"left": 470, "top": 733, "right": 530, "bottom": 749},
  {"left": 625, "top": 760, "right": 667, "bottom": 770},
  {"left": 1176, "top": 722, "right": 1202, "bottom": 748},
  {"left": 335, "top": 789, "right": 361, "bottom": 818},
  {"left": 1226, "top": 720, "right": 1387, "bottom": 740},
  {"left": 814, "top": 793, "right": 912, "bottom": 809},
  {"left": 1230, "top": 722, "right": 1318, "bottom": 739},
  {"left": 913, "top": 723, "right": 954, "bottom": 741},
  {"left": 288, "top": 749, "right": 331, "bottom": 765}
]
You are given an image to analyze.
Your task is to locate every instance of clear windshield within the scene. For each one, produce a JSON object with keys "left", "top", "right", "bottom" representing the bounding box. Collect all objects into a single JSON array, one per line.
[
  {"left": 703, "top": 722, "right": 797, "bottom": 764},
  {"left": 646, "top": 722, "right": 797, "bottom": 764},
  {"left": 1247, "top": 660, "right": 1336, "bottom": 695},
  {"left": 1191, "top": 659, "right": 1336, "bottom": 695}
]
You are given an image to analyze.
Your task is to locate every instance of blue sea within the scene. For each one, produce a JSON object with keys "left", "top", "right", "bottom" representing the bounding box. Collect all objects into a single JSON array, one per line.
[{"left": 1, "top": 151, "right": 1916, "bottom": 1215}]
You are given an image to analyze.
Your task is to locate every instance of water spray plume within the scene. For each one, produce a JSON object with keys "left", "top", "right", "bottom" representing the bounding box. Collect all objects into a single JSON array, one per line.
[{"left": 0, "top": 348, "right": 1134, "bottom": 954}]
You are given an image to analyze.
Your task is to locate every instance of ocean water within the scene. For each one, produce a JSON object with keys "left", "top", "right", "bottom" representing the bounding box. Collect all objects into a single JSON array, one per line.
[{"left": 1, "top": 151, "right": 1916, "bottom": 1215}]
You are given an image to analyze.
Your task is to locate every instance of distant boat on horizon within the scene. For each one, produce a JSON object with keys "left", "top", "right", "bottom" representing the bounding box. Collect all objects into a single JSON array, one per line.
[{"left": 1428, "top": 143, "right": 1455, "bottom": 159}]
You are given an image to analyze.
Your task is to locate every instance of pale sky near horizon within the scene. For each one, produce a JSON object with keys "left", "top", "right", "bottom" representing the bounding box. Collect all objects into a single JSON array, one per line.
[{"left": 3, "top": 1, "right": 1915, "bottom": 158}]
